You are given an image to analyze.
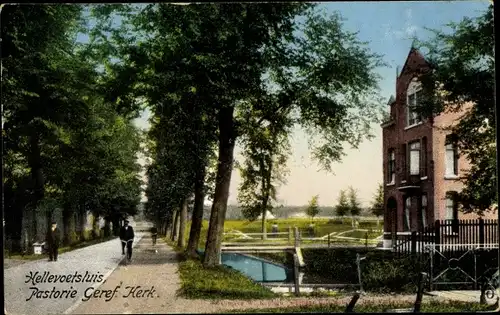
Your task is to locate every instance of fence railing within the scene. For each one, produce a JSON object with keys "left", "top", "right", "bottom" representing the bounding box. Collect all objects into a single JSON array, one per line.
[
  {"left": 222, "top": 226, "right": 380, "bottom": 249},
  {"left": 393, "top": 219, "right": 499, "bottom": 255}
]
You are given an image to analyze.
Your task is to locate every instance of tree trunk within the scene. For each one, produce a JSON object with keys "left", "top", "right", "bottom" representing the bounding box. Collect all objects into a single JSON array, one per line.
[
  {"left": 260, "top": 155, "right": 271, "bottom": 241},
  {"left": 177, "top": 198, "right": 188, "bottom": 248},
  {"left": 28, "top": 133, "right": 44, "bottom": 242},
  {"left": 62, "top": 206, "right": 72, "bottom": 245},
  {"left": 171, "top": 210, "right": 180, "bottom": 241},
  {"left": 187, "top": 164, "right": 206, "bottom": 257},
  {"left": 203, "top": 107, "right": 236, "bottom": 267},
  {"left": 104, "top": 217, "right": 111, "bottom": 237},
  {"left": 92, "top": 213, "right": 99, "bottom": 239}
]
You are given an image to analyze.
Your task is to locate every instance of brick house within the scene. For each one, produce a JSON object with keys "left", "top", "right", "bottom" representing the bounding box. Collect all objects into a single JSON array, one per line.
[{"left": 381, "top": 48, "right": 496, "bottom": 248}]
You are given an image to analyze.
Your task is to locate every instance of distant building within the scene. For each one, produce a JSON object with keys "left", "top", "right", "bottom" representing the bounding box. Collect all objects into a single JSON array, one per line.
[{"left": 381, "top": 48, "right": 496, "bottom": 247}]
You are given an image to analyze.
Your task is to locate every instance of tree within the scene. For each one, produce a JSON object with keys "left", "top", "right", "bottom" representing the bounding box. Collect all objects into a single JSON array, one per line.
[
  {"left": 94, "top": 3, "right": 385, "bottom": 267},
  {"left": 416, "top": 5, "right": 495, "bottom": 215},
  {"left": 305, "top": 195, "right": 320, "bottom": 223},
  {"left": 347, "top": 186, "right": 362, "bottom": 227},
  {"left": 348, "top": 186, "right": 362, "bottom": 217},
  {"left": 237, "top": 99, "right": 291, "bottom": 240},
  {"left": 371, "top": 184, "right": 384, "bottom": 218},
  {"left": 2, "top": 4, "right": 143, "bottom": 251},
  {"left": 335, "top": 190, "right": 350, "bottom": 218}
]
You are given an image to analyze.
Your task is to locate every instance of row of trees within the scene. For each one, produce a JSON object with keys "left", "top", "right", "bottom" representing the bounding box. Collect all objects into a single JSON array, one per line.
[
  {"left": 12, "top": 3, "right": 492, "bottom": 266},
  {"left": 106, "top": 3, "right": 385, "bottom": 266},
  {"left": 2, "top": 5, "right": 143, "bottom": 251},
  {"left": 302, "top": 184, "right": 384, "bottom": 223},
  {"left": 141, "top": 4, "right": 495, "bottom": 267}
]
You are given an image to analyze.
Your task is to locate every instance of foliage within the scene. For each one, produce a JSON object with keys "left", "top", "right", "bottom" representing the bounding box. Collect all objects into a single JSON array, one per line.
[
  {"left": 305, "top": 195, "right": 320, "bottom": 222},
  {"left": 335, "top": 190, "right": 350, "bottom": 217},
  {"left": 237, "top": 103, "right": 291, "bottom": 223},
  {"left": 2, "top": 4, "right": 143, "bottom": 250},
  {"left": 91, "top": 3, "right": 385, "bottom": 266},
  {"left": 416, "top": 5, "right": 496, "bottom": 215},
  {"left": 298, "top": 248, "right": 424, "bottom": 293},
  {"left": 347, "top": 186, "right": 362, "bottom": 216},
  {"left": 371, "top": 184, "right": 385, "bottom": 217},
  {"left": 177, "top": 257, "right": 276, "bottom": 300}
]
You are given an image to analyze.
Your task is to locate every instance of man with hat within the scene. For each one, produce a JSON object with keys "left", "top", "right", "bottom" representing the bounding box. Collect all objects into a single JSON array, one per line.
[
  {"left": 119, "top": 219, "right": 135, "bottom": 260},
  {"left": 46, "top": 221, "right": 61, "bottom": 262}
]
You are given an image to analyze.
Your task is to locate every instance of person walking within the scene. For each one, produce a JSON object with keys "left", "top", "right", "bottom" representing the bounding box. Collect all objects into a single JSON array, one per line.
[
  {"left": 119, "top": 219, "right": 135, "bottom": 261},
  {"left": 46, "top": 221, "right": 61, "bottom": 262}
]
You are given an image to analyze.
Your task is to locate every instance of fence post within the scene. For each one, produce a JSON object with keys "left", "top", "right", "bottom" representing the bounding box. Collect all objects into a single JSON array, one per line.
[
  {"left": 434, "top": 220, "right": 441, "bottom": 266},
  {"left": 288, "top": 226, "right": 292, "bottom": 245},
  {"left": 293, "top": 253, "right": 300, "bottom": 296},
  {"left": 294, "top": 227, "right": 300, "bottom": 247},
  {"left": 365, "top": 232, "right": 368, "bottom": 248},
  {"left": 478, "top": 218, "right": 485, "bottom": 246},
  {"left": 328, "top": 233, "right": 330, "bottom": 248},
  {"left": 411, "top": 231, "right": 417, "bottom": 255}
]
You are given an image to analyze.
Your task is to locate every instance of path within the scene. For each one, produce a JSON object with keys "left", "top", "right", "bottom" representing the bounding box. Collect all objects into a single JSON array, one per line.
[
  {"left": 68, "top": 234, "right": 218, "bottom": 314},
  {"left": 4, "top": 220, "right": 144, "bottom": 315}
]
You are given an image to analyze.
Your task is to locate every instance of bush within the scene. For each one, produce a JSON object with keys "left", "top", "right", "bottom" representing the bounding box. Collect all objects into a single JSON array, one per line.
[{"left": 267, "top": 248, "right": 426, "bottom": 293}]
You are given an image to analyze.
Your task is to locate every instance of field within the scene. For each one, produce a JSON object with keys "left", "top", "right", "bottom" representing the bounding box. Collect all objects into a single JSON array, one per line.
[{"left": 180, "top": 218, "right": 383, "bottom": 249}]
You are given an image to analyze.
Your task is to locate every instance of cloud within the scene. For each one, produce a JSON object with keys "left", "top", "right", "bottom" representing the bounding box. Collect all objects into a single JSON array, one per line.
[{"left": 383, "top": 8, "right": 419, "bottom": 41}]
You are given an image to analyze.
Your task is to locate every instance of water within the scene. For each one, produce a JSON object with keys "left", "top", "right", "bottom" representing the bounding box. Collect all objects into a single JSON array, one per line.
[
  {"left": 197, "top": 250, "right": 290, "bottom": 282},
  {"left": 221, "top": 252, "right": 290, "bottom": 282}
]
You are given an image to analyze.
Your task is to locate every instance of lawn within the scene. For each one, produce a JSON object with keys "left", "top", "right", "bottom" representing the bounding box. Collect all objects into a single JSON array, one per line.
[
  {"left": 180, "top": 218, "right": 382, "bottom": 250},
  {"left": 165, "top": 237, "right": 277, "bottom": 300},
  {"left": 226, "top": 300, "right": 497, "bottom": 313}
]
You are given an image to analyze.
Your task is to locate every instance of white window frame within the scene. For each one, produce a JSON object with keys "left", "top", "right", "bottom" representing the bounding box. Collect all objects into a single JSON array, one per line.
[
  {"left": 406, "top": 79, "right": 423, "bottom": 127},
  {"left": 404, "top": 197, "right": 411, "bottom": 231},
  {"left": 445, "top": 141, "right": 458, "bottom": 177},
  {"left": 388, "top": 149, "right": 396, "bottom": 185},
  {"left": 421, "top": 195, "right": 427, "bottom": 228},
  {"left": 445, "top": 196, "right": 456, "bottom": 220},
  {"left": 409, "top": 141, "right": 421, "bottom": 176}
]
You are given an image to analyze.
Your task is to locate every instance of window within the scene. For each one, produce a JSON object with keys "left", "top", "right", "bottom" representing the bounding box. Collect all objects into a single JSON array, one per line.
[
  {"left": 407, "top": 80, "right": 423, "bottom": 126},
  {"left": 445, "top": 192, "right": 459, "bottom": 233},
  {"left": 445, "top": 135, "right": 458, "bottom": 176},
  {"left": 421, "top": 194, "right": 428, "bottom": 229},
  {"left": 421, "top": 137, "right": 427, "bottom": 177},
  {"left": 387, "top": 149, "right": 396, "bottom": 184},
  {"left": 409, "top": 141, "right": 421, "bottom": 175},
  {"left": 404, "top": 197, "right": 411, "bottom": 231}
]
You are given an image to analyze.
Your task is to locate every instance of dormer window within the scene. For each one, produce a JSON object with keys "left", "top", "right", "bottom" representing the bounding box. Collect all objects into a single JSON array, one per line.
[{"left": 406, "top": 78, "right": 423, "bottom": 127}]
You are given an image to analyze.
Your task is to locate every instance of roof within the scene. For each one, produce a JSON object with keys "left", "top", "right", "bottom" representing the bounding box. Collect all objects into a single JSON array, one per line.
[{"left": 398, "top": 47, "right": 429, "bottom": 78}]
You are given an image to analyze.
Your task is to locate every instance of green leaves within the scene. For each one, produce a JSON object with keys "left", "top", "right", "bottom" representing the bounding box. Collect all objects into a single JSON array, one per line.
[{"left": 416, "top": 5, "right": 495, "bottom": 214}]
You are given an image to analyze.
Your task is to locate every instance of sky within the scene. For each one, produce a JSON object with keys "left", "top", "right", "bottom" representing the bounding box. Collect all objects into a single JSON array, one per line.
[{"left": 106, "top": 1, "right": 491, "bottom": 207}]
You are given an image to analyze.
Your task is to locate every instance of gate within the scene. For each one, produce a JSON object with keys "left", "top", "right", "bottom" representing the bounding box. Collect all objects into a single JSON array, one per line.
[{"left": 425, "top": 243, "right": 498, "bottom": 296}]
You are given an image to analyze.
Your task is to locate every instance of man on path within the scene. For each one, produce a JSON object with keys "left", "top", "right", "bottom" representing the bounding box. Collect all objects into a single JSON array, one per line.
[
  {"left": 119, "top": 219, "right": 135, "bottom": 260},
  {"left": 46, "top": 221, "right": 60, "bottom": 262}
]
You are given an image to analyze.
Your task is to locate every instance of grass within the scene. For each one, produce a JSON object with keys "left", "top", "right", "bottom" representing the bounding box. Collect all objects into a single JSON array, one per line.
[
  {"left": 226, "top": 300, "right": 497, "bottom": 313},
  {"left": 183, "top": 218, "right": 382, "bottom": 250},
  {"left": 6, "top": 235, "right": 116, "bottom": 261},
  {"left": 165, "top": 237, "right": 277, "bottom": 300}
]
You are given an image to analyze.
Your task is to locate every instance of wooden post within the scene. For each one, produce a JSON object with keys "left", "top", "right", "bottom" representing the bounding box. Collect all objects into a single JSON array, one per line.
[
  {"left": 356, "top": 253, "right": 365, "bottom": 293},
  {"left": 434, "top": 220, "right": 441, "bottom": 265},
  {"left": 413, "top": 272, "right": 427, "bottom": 313},
  {"left": 294, "top": 227, "right": 299, "bottom": 248},
  {"left": 345, "top": 292, "right": 360, "bottom": 313},
  {"left": 288, "top": 226, "right": 292, "bottom": 245},
  {"left": 293, "top": 253, "right": 300, "bottom": 296},
  {"left": 365, "top": 232, "right": 368, "bottom": 248},
  {"left": 411, "top": 231, "right": 417, "bottom": 255},
  {"left": 479, "top": 218, "right": 485, "bottom": 246},
  {"left": 328, "top": 233, "right": 331, "bottom": 248}
]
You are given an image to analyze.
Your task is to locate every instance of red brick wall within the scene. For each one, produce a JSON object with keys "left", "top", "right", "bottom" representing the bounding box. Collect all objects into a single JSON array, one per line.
[{"left": 382, "top": 49, "right": 497, "bottom": 235}]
